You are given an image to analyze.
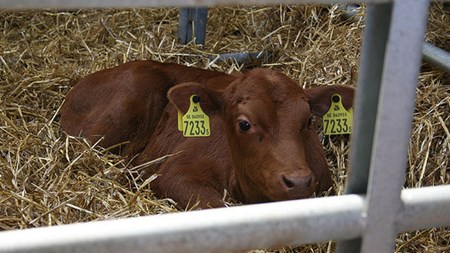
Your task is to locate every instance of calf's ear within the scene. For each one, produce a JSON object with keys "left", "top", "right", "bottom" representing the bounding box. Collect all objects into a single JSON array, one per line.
[
  {"left": 305, "top": 85, "right": 355, "bottom": 117},
  {"left": 168, "top": 82, "right": 223, "bottom": 115}
]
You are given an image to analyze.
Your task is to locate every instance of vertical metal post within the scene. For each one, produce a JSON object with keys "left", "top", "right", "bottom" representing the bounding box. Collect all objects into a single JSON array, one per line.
[
  {"left": 338, "top": 0, "right": 430, "bottom": 252},
  {"left": 361, "top": 0, "right": 429, "bottom": 252},
  {"left": 343, "top": 3, "right": 394, "bottom": 196},
  {"left": 178, "top": 7, "right": 208, "bottom": 46},
  {"left": 337, "top": 3, "right": 393, "bottom": 252},
  {"left": 178, "top": 8, "right": 192, "bottom": 44}
]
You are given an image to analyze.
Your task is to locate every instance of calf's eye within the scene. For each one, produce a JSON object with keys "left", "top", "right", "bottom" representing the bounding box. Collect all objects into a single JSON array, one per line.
[{"left": 239, "top": 120, "right": 251, "bottom": 132}]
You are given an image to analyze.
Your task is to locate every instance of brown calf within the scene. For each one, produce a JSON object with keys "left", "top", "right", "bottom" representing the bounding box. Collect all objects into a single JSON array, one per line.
[{"left": 60, "top": 60, "right": 354, "bottom": 209}]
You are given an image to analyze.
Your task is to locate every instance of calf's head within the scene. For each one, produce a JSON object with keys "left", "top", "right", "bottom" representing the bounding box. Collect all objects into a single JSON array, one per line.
[{"left": 169, "top": 69, "right": 354, "bottom": 203}]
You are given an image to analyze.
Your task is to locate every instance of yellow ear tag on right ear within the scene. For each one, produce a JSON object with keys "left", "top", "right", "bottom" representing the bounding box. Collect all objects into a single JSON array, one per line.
[
  {"left": 177, "top": 110, "right": 184, "bottom": 131},
  {"left": 179, "top": 95, "right": 211, "bottom": 137},
  {"left": 322, "top": 94, "right": 353, "bottom": 135}
]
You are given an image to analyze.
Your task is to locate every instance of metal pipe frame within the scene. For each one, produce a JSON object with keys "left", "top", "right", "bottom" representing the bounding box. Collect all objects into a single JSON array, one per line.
[
  {"left": 343, "top": 2, "right": 393, "bottom": 197},
  {"left": 339, "top": 0, "right": 431, "bottom": 252},
  {"left": 423, "top": 42, "right": 450, "bottom": 73},
  {"left": 361, "top": 0, "right": 430, "bottom": 252},
  {"left": 338, "top": 0, "right": 429, "bottom": 253},
  {"left": 336, "top": 5, "right": 393, "bottom": 251},
  {"left": 0, "top": 185, "right": 449, "bottom": 253},
  {"left": 178, "top": 7, "right": 208, "bottom": 46},
  {"left": 336, "top": 4, "right": 450, "bottom": 75}
]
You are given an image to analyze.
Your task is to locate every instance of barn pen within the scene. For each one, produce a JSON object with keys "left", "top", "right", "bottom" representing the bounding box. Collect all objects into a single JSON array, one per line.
[{"left": 1, "top": 0, "right": 449, "bottom": 253}]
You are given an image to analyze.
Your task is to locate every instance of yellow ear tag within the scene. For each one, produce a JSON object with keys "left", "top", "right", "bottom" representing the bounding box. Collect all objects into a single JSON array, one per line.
[
  {"left": 322, "top": 94, "right": 353, "bottom": 135},
  {"left": 178, "top": 95, "right": 211, "bottom": 137},
  {"left": 177, "top": 110, "right": 184, "bottom": 131}
]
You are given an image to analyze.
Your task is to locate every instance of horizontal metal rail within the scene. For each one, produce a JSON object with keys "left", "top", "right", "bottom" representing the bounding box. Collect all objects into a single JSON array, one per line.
[
  {"left": 0, "top": 0, "right": 392, "bottom": 9},
  {"left": 336, "top": 4, "right": 450, "bottom": 75},
  {"left": 423, "top": 42, "right": 450, "bottom": 74},
  {"left": 1, "top": 185, "right": 449, "bottom": 253},
  {"left": 399, "top": 186, "right": 450, "bottom": 232}
]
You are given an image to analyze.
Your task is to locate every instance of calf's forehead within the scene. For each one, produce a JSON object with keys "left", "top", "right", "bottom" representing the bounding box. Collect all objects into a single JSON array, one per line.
[
  {"left": 226, "top": 69, "right": 311, "bottom": 123},
  {"left": 232, "top": 69, "right": 305, "bottom": 100}
]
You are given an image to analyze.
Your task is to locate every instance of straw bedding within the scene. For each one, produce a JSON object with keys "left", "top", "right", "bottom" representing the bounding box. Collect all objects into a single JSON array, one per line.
[{"left": 0, "top": 3, "right": 449, "bottom": 252}]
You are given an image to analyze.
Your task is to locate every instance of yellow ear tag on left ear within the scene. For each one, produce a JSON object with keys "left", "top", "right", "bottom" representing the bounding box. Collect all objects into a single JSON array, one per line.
[
  {"left": 178, "top": 95, "right": 211, "bottom": 137},
  {"left": 322, "top": 94, "right": 353, "bottom": 136}
]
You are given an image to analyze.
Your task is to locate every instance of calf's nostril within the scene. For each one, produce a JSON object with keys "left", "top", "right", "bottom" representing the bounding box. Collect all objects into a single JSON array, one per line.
[
  {"left": 283, "top": 176, "right": 295, "bottom": 189},
  {"left": 282, "top": 175, "right": 313, "bottom": 189}
]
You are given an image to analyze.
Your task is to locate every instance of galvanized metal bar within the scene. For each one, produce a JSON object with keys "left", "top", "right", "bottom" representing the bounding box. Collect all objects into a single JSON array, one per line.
[
  {"left": 423, "top": 42, "right": 450, "bottom": 73},
  {"left": 208, "top": 51, "right": 272, "bottom": 65},
  {"left": 343, "top": 3, "right": 393, "bottom": 196},
  {"left": 336, "top": 4, "right": 393, "bottom": 252},
  {"left": 0, "top": 195, "right": 366, "bottom": 253},
  {"left": 178, "top": 8, "right": 192, "bottom": 44},
  {"left": 193, "top": 8, "right": 208, "bottom": 45},
  {"left": 335, "top": 4, "right": 450, "bottom": 74},
  {"left": 178, "top": 7, "right": 208, "bottom": 45},
  {"left": 360, "top": 0, "right": 430, "bottom": 252},
  {"left": 0, "top": 0, "right": 394, "bottom": 9},
  {"left": 2, "top": 185, "right": 450, "bottom": 253},
  {"left": 399, "top": 185, "right": 450, "bottom": 232}
]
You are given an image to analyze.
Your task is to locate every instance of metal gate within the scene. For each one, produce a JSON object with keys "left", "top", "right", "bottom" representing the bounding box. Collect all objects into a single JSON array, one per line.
[{"left": 1, "top": 1, "right": 449, "bottom": 253}]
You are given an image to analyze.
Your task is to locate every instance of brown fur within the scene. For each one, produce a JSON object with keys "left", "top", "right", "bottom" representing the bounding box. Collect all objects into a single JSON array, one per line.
[{"left": 60, "top": 60, "right": 354, "bottom": 209}]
